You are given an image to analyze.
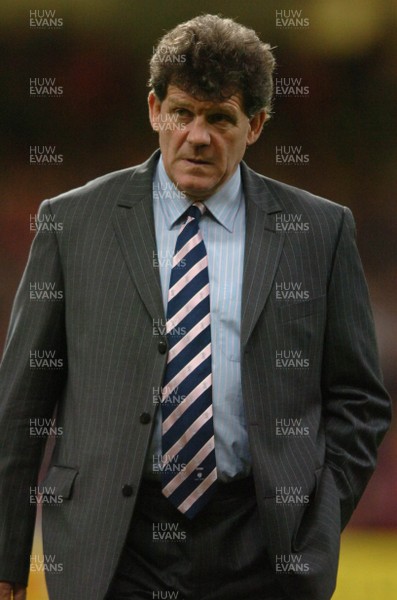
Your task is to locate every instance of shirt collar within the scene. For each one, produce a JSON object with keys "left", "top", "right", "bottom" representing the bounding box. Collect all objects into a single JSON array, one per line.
[{"left": 154, "top": 155, "right": 243, "bottom": 233}]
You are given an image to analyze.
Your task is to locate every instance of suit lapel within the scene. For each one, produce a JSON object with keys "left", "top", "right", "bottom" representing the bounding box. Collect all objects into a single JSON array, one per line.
[
  {"left": 240, "top": 162, "right": 285, "bottom": 348},
  {"left": 113, "top": 150, "right": 165, "bottom": 323}
]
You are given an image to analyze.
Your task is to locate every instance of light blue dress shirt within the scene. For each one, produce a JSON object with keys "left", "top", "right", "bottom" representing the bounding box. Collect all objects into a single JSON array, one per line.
[{"left": 144, "top": 155, "right": 252, "bottom": 482}]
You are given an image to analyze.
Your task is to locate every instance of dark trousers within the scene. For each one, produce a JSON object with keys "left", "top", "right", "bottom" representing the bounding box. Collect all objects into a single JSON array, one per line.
[{"left": 105, "top": 477, "right": 286, "bottom": 600}]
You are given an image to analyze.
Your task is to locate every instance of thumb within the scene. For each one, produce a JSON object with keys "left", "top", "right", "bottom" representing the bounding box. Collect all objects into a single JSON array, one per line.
[
  {"left": 13, "top": 585, "right": 27, "bottom": 600},
  {"left": 0, "top": 582, "right": 12, "bottom": 600}
]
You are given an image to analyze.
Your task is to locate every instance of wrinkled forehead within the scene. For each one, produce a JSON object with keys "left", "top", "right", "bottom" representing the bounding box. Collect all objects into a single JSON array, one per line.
[{"left": 162, "top": 84, "right": 245, "bottom": 113}]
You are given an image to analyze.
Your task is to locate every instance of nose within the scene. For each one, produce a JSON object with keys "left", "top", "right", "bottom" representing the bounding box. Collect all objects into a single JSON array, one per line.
[{"left": 186, "top": 116, "right": 211, "bottom": 146}]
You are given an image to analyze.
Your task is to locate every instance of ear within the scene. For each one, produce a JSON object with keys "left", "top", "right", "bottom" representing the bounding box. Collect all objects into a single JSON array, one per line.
[
  {"left": 246, "top": 110, "right": 267, "bottom": 146},
  {"left": 148, "top": 91, "right": 161, "bottom": 132}
]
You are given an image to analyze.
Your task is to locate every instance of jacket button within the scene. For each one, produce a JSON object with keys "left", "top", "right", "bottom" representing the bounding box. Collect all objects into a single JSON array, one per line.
[
  {"left": 122, "top": 484, "right": 134, "bottom": 497},
  {"left": 158, "top": 340, "right": 167, "bottom": 354},
  {"left": 140, "top": 412, "right": 151, "bottom": 424}
]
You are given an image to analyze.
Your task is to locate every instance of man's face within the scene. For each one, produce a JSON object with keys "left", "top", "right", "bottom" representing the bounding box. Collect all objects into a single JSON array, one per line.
[{"left": 148, "top": 85, "right": 266, "bottom": 200}]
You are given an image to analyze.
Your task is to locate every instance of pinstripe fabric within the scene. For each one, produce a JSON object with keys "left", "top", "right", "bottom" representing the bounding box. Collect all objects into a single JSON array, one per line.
[
  {"left": 106, "top": 478, "right": 286, "bottom": 600},
  {"left": 0, "top": 150, "right": 391, "bottom": 600},
  {"left": 144, "top": 157, "right": 250, "bottom": 482}
]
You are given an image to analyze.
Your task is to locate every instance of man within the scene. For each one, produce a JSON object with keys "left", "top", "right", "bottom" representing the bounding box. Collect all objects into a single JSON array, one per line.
[{"left": 0, "top": 14, "right": 391, "bottom": 600}]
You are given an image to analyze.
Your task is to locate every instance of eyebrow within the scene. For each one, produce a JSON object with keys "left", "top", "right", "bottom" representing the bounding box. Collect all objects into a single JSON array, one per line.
[
  {"left": 167, "top": 99, "right": 195, "bottom": 111},
  {"left": 167, "top": 98, "right": 239, "bottom": 118}
]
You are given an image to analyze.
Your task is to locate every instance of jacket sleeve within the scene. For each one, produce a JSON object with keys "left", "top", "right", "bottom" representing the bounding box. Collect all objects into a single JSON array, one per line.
[
  {"left": 322, "top": 206, "right": 391, "bottom": 530},
  {"left": 0, "top": 200, "right": 67, "bottom": 585}
]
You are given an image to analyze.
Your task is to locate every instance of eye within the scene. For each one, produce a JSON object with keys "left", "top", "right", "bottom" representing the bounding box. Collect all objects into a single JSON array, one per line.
[
  {"left": 208, "top": 113, "right": 234, "bottom": 125},
  {"left": 173, "top": 108, "right": 191, "bottom": 118}
]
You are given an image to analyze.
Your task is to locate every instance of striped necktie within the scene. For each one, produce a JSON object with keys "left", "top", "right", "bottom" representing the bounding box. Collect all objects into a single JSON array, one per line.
[{"left": 160, "top": 201, "right": 217, "bottom": 518}]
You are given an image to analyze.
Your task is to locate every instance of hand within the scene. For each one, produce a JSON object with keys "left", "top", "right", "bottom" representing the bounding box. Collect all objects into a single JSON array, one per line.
[{"left": 0, "top": 582, "right": 26, "bottom": 600}]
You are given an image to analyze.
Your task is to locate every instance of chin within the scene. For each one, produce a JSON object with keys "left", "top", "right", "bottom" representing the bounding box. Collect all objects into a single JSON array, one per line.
[
  {"left": 181, "top": 186, "right": 214, "bottom": 200},
  {"left": 177, "top": 177, "right": 217, "bottom": 198}
]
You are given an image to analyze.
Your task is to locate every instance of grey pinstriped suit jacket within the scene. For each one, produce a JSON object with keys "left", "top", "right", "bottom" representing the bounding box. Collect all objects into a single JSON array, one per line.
[{"left": 0, "top": 150, "right": 391, "bottom": 599}]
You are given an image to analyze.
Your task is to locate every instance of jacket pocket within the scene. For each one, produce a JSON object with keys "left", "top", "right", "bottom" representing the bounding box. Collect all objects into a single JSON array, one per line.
[
  {"left": 277, "top": 295, "right": 326, "bottom": 323},
  {"left": 39, "top": 465, "right": 79, "bottom": 501}
]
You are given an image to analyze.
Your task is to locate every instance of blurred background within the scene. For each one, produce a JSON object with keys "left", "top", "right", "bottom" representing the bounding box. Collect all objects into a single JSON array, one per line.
[{"left": 0, "top": 0, "right": 396, "bottom": 598}]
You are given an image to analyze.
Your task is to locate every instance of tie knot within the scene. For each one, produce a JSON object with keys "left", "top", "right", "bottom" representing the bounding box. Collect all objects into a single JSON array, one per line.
[{"left": 186, "top": 202, "right": 206, "bottom": 222}]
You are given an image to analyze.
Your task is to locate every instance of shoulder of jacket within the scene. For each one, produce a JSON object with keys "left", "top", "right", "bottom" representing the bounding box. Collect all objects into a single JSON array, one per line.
[
  {"left": 44, "top": 165, "right": 139, "bottom": 210},
  {"left": 258, "top": 173, "right": 346, "bottom": 217}
]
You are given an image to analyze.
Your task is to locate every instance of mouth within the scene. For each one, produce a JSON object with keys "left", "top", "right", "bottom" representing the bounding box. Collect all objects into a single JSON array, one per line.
[{"left": 184, "top": 158, "right": 212, "bottom": 165}]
